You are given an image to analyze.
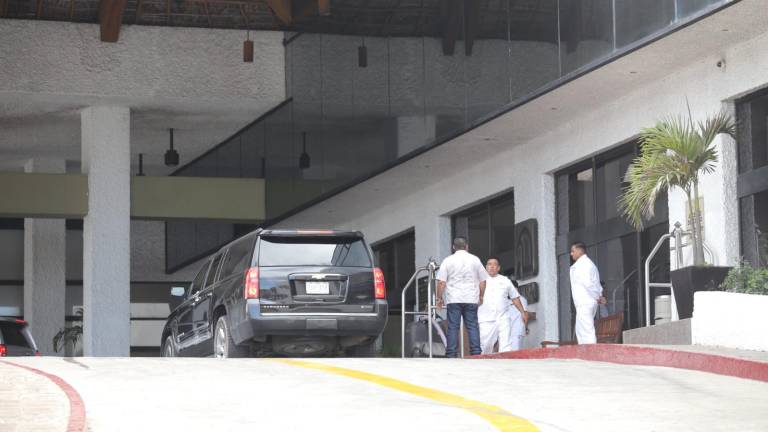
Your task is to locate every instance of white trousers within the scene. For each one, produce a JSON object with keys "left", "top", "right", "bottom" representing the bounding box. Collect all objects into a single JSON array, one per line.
[
  {"left": 479, "top": 312, "right": 515, "bottom": 354},
  {"left": 575, "top": 302, "right": 598, "bottom": 344}
]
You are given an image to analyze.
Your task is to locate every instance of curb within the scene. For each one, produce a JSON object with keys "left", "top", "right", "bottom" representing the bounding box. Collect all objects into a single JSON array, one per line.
[
  {"left": 475, "top": 344, "right": 768, "bottom": 383},
  {"left": 1, "top": 361, "right": 86, "bottom": 432}
]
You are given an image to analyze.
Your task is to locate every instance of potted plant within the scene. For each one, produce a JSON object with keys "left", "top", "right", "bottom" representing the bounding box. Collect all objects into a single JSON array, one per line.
[{"left": 618, "top": 110, "right": 735, "bottom": 319}]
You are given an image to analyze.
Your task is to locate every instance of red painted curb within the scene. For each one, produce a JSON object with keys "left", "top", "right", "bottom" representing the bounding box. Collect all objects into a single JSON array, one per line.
[
  {"left": 474, "top": 344, "right": 768, "bottom": 382},
  {"left": 2, "top": 361, "right": 86, "bottom": 432}
]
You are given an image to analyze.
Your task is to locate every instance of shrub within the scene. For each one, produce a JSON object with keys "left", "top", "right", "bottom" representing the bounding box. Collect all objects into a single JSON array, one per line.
[{"left": 720, "top": 260, "right": 768, "bottom": 295}]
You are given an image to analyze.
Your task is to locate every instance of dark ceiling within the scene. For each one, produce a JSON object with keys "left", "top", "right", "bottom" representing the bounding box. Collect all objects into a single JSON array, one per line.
[{"left": 1, "top": 0, "right": 558, "bottom": 40}]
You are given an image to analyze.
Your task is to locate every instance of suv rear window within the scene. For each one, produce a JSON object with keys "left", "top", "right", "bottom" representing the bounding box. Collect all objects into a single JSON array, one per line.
[
  {"left": 259, "top": 237, "right": 372, "bottom": 267},
  {"left": 0, "top": 322, "right": 34, "bottom": 348}
]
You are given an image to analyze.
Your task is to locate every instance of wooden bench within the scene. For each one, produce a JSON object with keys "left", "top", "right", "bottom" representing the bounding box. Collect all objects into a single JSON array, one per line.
[{"left": 541, "top": 312, "right": 624, "bottom": 347}]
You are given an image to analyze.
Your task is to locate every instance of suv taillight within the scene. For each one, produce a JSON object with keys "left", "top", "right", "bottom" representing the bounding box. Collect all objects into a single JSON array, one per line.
[
  {"left": 374, "top": 267, "right": 386, "bottom": 299},
  {"left": 0, "top": 344, "right": 6, "bottom": 357},
  {"left": 245, "top": 267, "right": 260, "bottom": 299}
]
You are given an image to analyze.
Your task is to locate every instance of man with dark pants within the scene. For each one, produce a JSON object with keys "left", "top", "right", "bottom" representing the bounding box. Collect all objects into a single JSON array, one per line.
[{"left": 436, "top": 237, "right": 490, "bottom": 357}]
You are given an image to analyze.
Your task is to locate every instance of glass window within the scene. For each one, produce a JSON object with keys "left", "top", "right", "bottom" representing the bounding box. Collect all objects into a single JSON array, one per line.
[
  {"left": 468, "top": 210, "right": 490, "bottom": 264},
  {"left": 491, "top": 197, "right": 515, "bottom": 273},
  {"left": 258, "top": 237, "right": 372, "bottom": 267},
  {"left": 373, "top": 231, "right": 415, "bottom": 310},
  {"left": 559, "top": 0, "right": 615, "bottom": 74},
  {"left": 451, "top": 191, "right": 514, "bottom": 270},
  {"left": 595, "top": 152, "right": 634, "bottom": 222},
  {"left": 205, "top": 254, "right": 224, "bottom": 287},
  {"left": 0, "top": 322, "right": 33, "bottom": 348},
  {"left": 219, "top": 236, "right": 254, "bottom": 279},
  {"left": 676, "top": 0, "right": 723, "bottom": 19},
  {"left": 509, "top": 1, "right": 559, "bottom": 98},
  {"left": 569, "top": 168, "right": 595, "bottom": 230},
  {"left": 615, "top": 0, "right": 676, "bottom": 49},
  {"left": 189, "top": 261, "right": 209, "bottom": 296}
]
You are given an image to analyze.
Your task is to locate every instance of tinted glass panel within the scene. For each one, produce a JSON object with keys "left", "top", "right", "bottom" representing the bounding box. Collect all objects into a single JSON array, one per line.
[
  {"left": 468, "top": 210, "right": 490, "bottom": 263},
  {"left": 615, "top": 0, "right": 676, "bottom": 48},
  {"left": 220, "top": 236, "right": 254, "bottom": 278},
  {"left": 0, "top": 322, "right": 32, "bottom": 347},
  {"left": 259, "top": 237, "right": 372, "bottom": 267},
  {"left": 491, "top": 197, "right": 515, "bottom": 272},
  {"left": 205, "top": 254, "right": 223, "bottom": 287},
  {"left": 755, "top": 191, "right": 768, "bottom": 266},
  {"left": 559, "top": 0, "right": 615, "bottom": 73},
  {"left": 595, "top": 152, "right": 634, "bottom": 222},
  {"left": 189, "top": 262, "right": 209, "bottom": 296},
  {"left": 676, "top": 0, "right": 722, "bottom": 19},
  {"left": 569, "top": 168, "right": 594, "bottom": 230}
]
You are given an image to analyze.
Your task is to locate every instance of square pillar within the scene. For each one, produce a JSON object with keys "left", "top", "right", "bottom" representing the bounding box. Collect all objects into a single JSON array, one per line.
[
  {"left": 81, "top": 106, "right": 131, "bottom": 356},
  {"left": 24, "top": 159, "right": 66, "bottom": 356}
]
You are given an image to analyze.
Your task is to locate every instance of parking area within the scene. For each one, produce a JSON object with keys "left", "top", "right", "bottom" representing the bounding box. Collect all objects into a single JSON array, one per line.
[{"left": 3, "top": 356, "right": 768, "bottom": 432}]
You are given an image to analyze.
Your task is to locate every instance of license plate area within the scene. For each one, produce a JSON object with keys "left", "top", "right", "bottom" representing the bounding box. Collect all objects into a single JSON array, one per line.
[{"left": 305, "top": 281, "right": 330, "bottom": 295}]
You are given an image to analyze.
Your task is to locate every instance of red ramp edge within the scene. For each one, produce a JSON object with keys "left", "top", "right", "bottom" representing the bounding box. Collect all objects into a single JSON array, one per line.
[
  {"left": 474, "top": 344, "right": 768, "bottom": 383},
  {"left": 2, "top": 361, "right": 86, "bottom": 432}
]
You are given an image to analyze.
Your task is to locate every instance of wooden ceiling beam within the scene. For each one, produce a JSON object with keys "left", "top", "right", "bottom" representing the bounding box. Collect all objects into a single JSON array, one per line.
[
  {"left": 265, "top": 0, "right": 291, "bottom": 25},
  {"left": 464, "top": 0, "right": 479, "bottom": 55},
  {"left": 441, "top": 0, "right": 462, "bottom": 55},
  {"left": 99, "top": 0, "right": 128, "bottom": 42}
]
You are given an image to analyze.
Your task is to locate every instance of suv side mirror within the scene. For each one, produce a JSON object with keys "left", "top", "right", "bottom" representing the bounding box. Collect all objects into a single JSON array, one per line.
[{"left": 170, "top": 287, "right": 186, "bottom": 297}]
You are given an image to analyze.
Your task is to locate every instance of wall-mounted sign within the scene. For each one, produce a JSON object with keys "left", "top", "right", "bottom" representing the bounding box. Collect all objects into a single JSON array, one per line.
[
  {"left": 514, "top": 218, "right": 538, "bottom": 280},
  {"left": 517, "top": 282, "right": 539, "bottom": 305}
]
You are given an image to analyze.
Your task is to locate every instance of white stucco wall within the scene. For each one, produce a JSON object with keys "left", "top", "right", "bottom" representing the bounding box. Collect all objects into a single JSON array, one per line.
[
  {"left": 271, "top": 2, "right": 768, "bottom": 345},
  {"left": 693, "top": 291, "right": 768, "bottom": 351}
]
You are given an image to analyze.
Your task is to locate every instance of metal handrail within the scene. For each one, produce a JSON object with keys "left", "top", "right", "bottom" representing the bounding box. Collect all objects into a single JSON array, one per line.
[
  {"left": 400, "top": 266, "right": 428, "bottom": 359},
  {"left": 644, "top": 222, "right": 683, "bottom": 327}
]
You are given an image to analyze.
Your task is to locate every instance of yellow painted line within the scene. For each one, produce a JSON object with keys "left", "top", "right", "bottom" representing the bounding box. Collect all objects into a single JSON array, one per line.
[{"left": 274, "top": 359, "right": 538, "bottom": 432}]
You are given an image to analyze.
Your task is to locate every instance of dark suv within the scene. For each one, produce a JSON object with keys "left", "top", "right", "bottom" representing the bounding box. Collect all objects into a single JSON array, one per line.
[
  {"left": 161, "top": 229, "right": 388, "bottom": 358},
  {"left": 0, "top": 318, "right": 39, "bottom": 357}
]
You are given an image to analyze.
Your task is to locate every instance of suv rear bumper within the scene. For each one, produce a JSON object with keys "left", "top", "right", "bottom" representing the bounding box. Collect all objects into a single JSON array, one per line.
[{"left": 232, "top": 300, "right": 388, "bottom": 343}]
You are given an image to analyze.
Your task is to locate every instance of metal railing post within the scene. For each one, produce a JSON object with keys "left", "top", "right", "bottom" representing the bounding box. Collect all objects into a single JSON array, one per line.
[
  {"left": 427, "top": 259, "right": 437, "bottom": 358},
  {"left": 401, "top": 266, "right": 428, "bottom": 359}
]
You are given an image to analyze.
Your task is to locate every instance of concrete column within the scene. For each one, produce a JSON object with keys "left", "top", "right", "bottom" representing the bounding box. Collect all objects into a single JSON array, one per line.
[
  {"left": 23, "top": 159, "right": 66, "bottom": 356},
  {"left": 538, "top": 174, "right": 559, "bottom": 342},
  {"left": 81, "top": 106, "right": 131, "bottom": 356}
]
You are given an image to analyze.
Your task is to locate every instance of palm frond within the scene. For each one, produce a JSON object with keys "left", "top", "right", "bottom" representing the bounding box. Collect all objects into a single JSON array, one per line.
[{"left": 619, "top": 111, "right": 735, "bottom": 230}]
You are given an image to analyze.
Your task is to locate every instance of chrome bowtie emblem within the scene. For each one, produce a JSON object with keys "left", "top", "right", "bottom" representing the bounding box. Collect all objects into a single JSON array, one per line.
[{"left": 311, "top": 274, "right": 326, "bottom": 280}]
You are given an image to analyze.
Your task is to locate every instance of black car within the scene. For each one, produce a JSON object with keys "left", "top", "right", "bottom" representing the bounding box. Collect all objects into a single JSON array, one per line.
[
  {"left": 161, "top": 229, "right": 388, "bottom": 358},
  {"left": 0, "top": 317, "right": 40, "bottom": 357}
]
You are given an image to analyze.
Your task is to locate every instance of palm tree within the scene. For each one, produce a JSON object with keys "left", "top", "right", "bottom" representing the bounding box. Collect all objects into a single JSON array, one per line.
[{"left": 618, "top": 111, "right": 735, "bottom": 265}]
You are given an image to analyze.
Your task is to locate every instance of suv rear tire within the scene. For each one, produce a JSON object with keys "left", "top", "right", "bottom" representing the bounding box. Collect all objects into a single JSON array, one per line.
[
  {"left": 214, "top": 316, "right": 248, "bottom": 358},
  {"left": 347, "top": 336, "right": 382, "bottom": 358}
]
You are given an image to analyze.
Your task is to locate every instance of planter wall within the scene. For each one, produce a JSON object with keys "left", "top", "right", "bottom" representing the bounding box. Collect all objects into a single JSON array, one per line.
[
  {"left": 692, "top": 291, "right": 768, "bottom": 351},
  {"left": 670, "top": 266, "right": 730, "bottom": 319}
]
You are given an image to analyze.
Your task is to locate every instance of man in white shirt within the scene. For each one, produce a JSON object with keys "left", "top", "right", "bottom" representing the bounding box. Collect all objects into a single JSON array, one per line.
[
  {"left": 478, "top": 257, "right": 528, "bottom": 354},
  {"left": 436, "top": 237, "right": 489, "bottom": 357},
  {"left": 509, "top": 279, "right": 529, "bottom": 351},
  {"left": 569, "top": 242, "right": 604, "bottom": 344}
]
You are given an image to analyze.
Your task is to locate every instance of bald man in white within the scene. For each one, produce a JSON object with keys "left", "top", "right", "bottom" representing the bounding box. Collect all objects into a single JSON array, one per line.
[{"left": 569, "top": 242, "right": 604, "bottom": 344}]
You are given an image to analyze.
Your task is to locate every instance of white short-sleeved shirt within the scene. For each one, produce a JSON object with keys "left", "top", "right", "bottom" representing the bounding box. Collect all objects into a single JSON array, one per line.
[
  {"left": 569, "top": 255, "right": 602, "bottom": 307},
  {"left": 436, "top": 250, "right": 490, "bottom": 304},
  {"left": 478, "top": 275, "right": 520, "bottom": 322}
]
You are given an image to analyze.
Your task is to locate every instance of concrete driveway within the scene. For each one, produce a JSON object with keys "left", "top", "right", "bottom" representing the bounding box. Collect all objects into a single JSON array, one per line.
[{"left": 3, "top": 357, "right": 768, "bottom": 432}]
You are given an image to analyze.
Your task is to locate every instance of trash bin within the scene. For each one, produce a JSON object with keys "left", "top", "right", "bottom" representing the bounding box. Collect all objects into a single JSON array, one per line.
[{"left": 654, "top": 295, "right": 672, "bottom": 324}]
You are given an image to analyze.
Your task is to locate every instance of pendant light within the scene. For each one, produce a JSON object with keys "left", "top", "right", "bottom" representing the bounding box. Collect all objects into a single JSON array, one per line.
[
  {"left": 244, "top": 30, "right": 254, "bottom": 63},
  {"left": 137, "top": 153, "right": 145, "bottom": 176},
  {"left": 358, "top": 36, "right": 367, "bottom": 68},
  {"left": 164, "top": 128, "right": 180, "bottom": 167},
  {"left": 299, "top": 132, "right": 310, "bottom": 169}
]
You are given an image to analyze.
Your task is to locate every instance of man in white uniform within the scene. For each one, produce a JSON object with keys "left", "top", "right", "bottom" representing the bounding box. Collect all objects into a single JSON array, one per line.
[
  {"left": 436, "top": 237, "right": 489, "bottom": 357},
  {"left": 569, "top": 242, "right": 604, "bottom": 344},
  {"left": 478, "top": 257, "right": 528, "bottom": 354},
  {"left": 509, "top": 279, "right": 528, "bottom": 350}
]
